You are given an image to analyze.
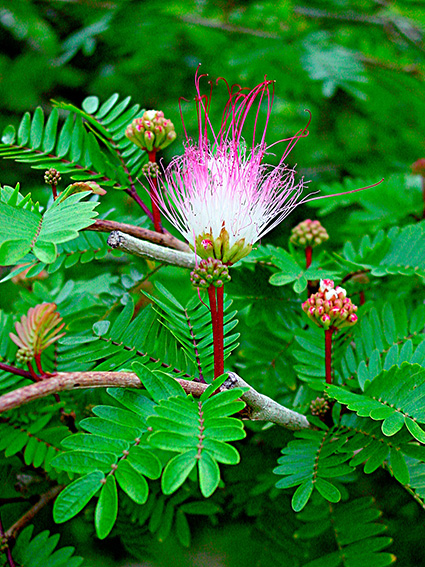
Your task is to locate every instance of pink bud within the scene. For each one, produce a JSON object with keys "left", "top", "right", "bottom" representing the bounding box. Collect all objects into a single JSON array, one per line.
[{"left": 201, "top": 239, "right": 213, "bottom": 249}]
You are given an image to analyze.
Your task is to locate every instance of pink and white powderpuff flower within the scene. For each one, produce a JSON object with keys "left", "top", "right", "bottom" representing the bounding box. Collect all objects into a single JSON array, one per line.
[{"left": 150, "top": 68, "right": 383, "bottom": 264}]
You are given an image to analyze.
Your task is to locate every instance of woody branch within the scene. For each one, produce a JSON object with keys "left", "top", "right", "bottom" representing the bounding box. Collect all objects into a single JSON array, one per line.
[{"left": 0, "top": 371, "right": 311, "bottom": 431}]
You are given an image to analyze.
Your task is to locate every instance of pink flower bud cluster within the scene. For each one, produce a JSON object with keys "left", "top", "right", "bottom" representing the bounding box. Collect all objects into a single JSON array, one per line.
[
  {"left": 302, "top": 279, "right": 358, "bottom": 330},
  {"left": 125, "top": 110, "right": 176, "bottom": 152},
  {"left": 190, "top": 258, "right": 231, "bottom": 290},
  {"left": 290, "top": 219, "right": 329, "bottom": 248}
]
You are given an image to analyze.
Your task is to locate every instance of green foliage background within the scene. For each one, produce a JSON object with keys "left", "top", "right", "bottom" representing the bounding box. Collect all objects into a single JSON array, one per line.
[{"left": 0, "top": 1, "right": 425, "bottom": 566}]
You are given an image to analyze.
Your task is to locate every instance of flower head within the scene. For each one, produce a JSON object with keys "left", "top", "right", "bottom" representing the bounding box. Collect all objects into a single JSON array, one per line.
[
  {"left": 302, "top": 281, "right": 358, "bottom": 331},
  {"left": 126, "top": 110, "right": 176, "bottom": 152},
  {"left": 290, "top": 219, "right": 329, "bottom": 248},
  {"left": 150, "top": 69, "right": 383, "bottom": 264},
  {"left": 151, "top": 69, "right": 311, "bottom": 264}
]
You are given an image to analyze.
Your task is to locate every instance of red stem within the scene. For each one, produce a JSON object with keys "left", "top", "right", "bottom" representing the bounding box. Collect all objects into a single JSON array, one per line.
[
  {"left": 148, "top": 150, "right": 163, "bottom": 233},
  {"left": 305, "top": 246, "right": 315, "bottom": 297},
  {"left": 34, "top": 354, "right": 44, "bottom": 376},
  {"left": 51, "top": 184, "right": 57, "bottom": 200},
  {"left": 0, "top": 362, "right": 32, "bottom": 379},
  {"left": 305, "top": 245, "right": 312, "bottom": 269},
  {"left": 124, "top": 187, "right": 154, "bottom": 220},
  {"left": 325, "top": 328, "right": 334, "bottom": 384},
  {"left": 26, "top": 362, "right": 41, "bottom": 382},
  {"left": 208, "top": 285, "right": 224, "bottom": 379},
  {"left": 216, "top": 286, "right": 225, "bottom": 378}
]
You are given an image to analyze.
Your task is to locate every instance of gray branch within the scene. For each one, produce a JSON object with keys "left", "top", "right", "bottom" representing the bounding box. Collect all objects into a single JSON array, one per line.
[
  {"left": 224, "top": 372, "right": 311, "bottom": 430},
  {"left": 108, "top": 230, "right": 197, "bottom": 268}
]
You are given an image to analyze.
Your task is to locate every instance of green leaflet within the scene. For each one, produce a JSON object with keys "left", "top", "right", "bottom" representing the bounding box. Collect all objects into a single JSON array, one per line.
[
  {"left": 51, "top": 450, "right": 117, "bottom": 473},
  {"left": 336, "top": 220, "right": 425, "bottom": 280},
  {"left": 268, "top": 245, "right": 341, "bottom": 293},
  {"left": 126, "top": 446, "right": 161, "bottom": 479},
  {"left": 11, "top": 525, "right": 83, "bottom": 567},
  {"left": 115, "top": 459, "right": 149, "bottom": 504},
  {"left": 133, "top": 361, "right": 186, "bottom": 402},
  {"left": 328, "top": 362, "right": 425, "bottom": 443},
  {"left": 161, "top": 450, "right": 198, "bottom": 495},
  {"left": 95, "top": 475, "right": 118, "bottom": 540},
  {"left": 53, "top": 471, "right": 104, "bottom": 523}
]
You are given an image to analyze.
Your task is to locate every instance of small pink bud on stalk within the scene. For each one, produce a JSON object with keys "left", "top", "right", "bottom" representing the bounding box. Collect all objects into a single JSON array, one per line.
[
  {"left": 290, "top": 218, "right": 329, "bottom": 271},
  {"left": 44, "top": 168, "right": 61, "bottom": 200},
  {"left": 190, "top": 258, "right": 231, "bottom": 290},
  {"left": 125, "top": 110, "right": 176, "bottom": 233},
  {"left": 302, "top": 279, "right": 358, "bottom": 384},
  {"left": 125, "top": 110, "right": 177, "bottom": 152}
]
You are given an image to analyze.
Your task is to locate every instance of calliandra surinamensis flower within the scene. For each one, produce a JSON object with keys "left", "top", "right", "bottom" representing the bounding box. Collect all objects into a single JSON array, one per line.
[
  {"left": 150, "top": 68, "right": 383, "bottom": 265},
  {"left": 9, "top": 303, "right": 65, "bottom": 363}
]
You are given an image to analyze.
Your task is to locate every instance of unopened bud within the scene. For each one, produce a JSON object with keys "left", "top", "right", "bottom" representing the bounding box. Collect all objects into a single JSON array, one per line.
[
  {"left": 310, "top": 396, "right": 330, "bottom": 417},
  {"left": 190, "top": 258, "right": 231, "bottom": 289},
  {"left": 303, "top": 278, "right": 358, "bottom": 331},
  {"left": 142, "top": 162, "right": 160, "bottom": 179},
  {"left": 125, "top": 110, "right": 176, "bottom": 152},
  {"left": 44, "top": 168, "right": 61, "bottom": 186},
  {"left": 290, "top": 219, "right": 329, "bottom": 248}
]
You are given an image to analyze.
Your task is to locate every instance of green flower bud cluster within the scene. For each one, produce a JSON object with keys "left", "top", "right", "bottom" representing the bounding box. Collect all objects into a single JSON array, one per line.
[
  {"left": 16, "top": 346, "right": 35, "bottom": 364},
  {"left": 44, "top": 168, "right": 61, "bottom": 186},
  {"left": 190, "top": 258, "right": 231, "bottom": 289},
  {"left": 142, "top": 162, "right": 160, "bottom": 179},
  {"left": 290, "top": 219, "right": 329, "bottom": 248},
  {"left": 310, "top": 396, "right": 330, "bottom": 417},
  {"left": 125, "top": 110, "right": 176, "bottom": 152},
  {"left": 302, "top": 279, "right": 358, "bottom": 330}
]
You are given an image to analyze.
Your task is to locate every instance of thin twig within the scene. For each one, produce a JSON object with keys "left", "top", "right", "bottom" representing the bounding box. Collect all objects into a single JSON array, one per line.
[
  {"left": 0, "top": 362, "right": 32, "bottom": 379},
  {"left": 5, "top": 485, "right": 63, "bottom": 544},
  {"left": 107, "top": 230, "right": 197, "bottom": 268},
  {"left": 87, "top": 219, "right": 190, "bottom": 252}
]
